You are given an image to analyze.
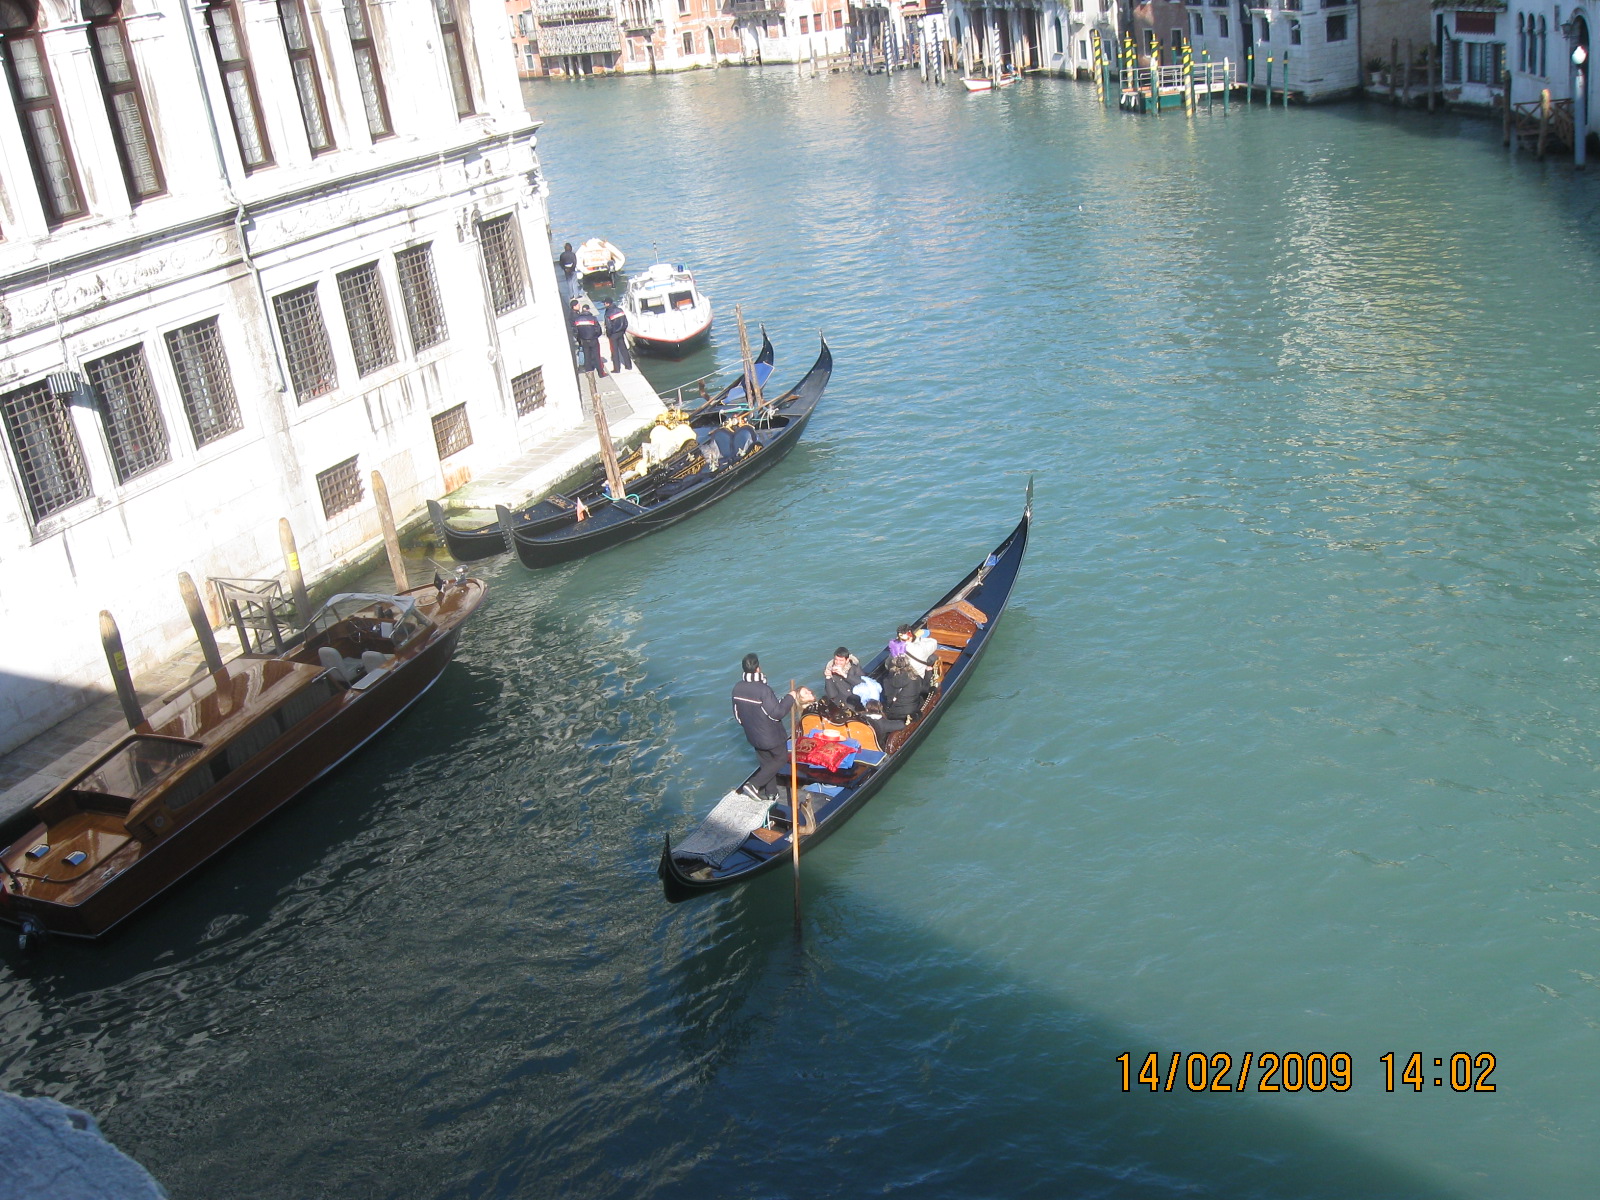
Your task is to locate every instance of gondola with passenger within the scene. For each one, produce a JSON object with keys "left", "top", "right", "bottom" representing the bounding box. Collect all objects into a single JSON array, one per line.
[
  {"left": 427, "top": 331, "right": 775, "bottom": 562},
  {"left": 658, "top": 482, "right": 1032, "bottom": 902},
  {"left": 504, "top": 336, "right": 831, "bottom": 570}
]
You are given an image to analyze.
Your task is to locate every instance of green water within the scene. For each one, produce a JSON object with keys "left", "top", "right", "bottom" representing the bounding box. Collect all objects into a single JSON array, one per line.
[{"left": 3, "top": 70, "right": 1599, "bottom": 1198}]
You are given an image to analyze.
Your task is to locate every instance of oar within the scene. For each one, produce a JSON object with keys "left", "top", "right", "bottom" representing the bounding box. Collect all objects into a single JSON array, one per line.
[{"left": 789, "top": 678, "right": 803, "bottom": 935}]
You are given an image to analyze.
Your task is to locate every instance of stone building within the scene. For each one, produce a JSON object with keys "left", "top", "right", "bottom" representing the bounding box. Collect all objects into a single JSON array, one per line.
[{"left": 0, "top": 0, "right": 579, "bottom": 755}]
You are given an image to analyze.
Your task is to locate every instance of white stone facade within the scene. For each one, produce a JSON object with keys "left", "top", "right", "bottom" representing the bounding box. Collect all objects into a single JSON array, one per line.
[{"left": 0, "top": 0, "right": 581, "bottom": 755}]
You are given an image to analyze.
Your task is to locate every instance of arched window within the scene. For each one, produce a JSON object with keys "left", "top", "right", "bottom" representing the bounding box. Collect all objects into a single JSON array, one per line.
[
  {"left": 277, "top": 0, "right": 334, "bottom": 154},
  {"left": 82, "top": 0, "right": 163, "bottom": 200},
  {"left": 1539, "top": 15, "right": 1548, "bottom": 77},
  {"left": 1053, "top": 17, "right": 1062, "bottom": 55},
  {"left": 1517, "top": 14, "right": 1526, "bottom": 73},
  {"left": 0, "top": 0, "right": 86, "bottom": 223}
]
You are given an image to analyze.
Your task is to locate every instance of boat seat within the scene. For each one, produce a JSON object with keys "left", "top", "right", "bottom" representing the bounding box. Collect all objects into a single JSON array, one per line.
[
  {"left": 351, "top": 650, "right": 394, "bottom": 691},
  {"left": 317, "top": 646, "right": 365, "bottom": 686}
]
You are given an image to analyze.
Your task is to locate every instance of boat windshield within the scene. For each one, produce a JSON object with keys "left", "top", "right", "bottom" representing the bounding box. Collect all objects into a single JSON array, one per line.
[
  {"left": 73, "top": 737, "right": 204, "bottom": 801},
  {"left": 306, "top": 594, "right": 428, "bottom": 648},
  {"left": 669, "top": 290, "right": 696, "bottom": 310}
]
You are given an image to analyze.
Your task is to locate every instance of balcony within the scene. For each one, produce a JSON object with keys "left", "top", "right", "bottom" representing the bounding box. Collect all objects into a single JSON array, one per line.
[
  {"left": 537, "top": 21, "right": 622, "bottom": 53},
  {"left": 536, "top": 0, "right": 615, "bottom": 21}
]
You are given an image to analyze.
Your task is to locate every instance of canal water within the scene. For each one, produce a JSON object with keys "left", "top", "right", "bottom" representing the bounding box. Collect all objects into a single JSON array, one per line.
[{"left": 4, "top": 71, "right": 1600, "bottom": 1199}]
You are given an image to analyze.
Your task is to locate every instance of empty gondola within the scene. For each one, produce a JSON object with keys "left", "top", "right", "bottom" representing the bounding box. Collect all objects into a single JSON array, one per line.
[
  {"left": 427, "top": 332, "right": 775, "bottom": 562},
  {"left": 504, "top": 336, "right": 831, "bottom": 570}
]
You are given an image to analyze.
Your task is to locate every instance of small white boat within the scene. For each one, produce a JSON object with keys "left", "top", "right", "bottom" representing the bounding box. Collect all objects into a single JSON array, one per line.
[
  {"left": 623, "top": 263, "right": 713, "bottom": 357},
  {"left": 961, "top": 77, "right": 993, "bottom": 93},
  {"left": 576, "top": 238, "right": 625, "bottom": 280}
]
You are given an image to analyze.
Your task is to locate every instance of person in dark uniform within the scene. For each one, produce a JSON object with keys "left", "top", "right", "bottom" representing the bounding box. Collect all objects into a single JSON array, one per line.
[
  {"left": 602, "top": 299, "right": 632, "bottom": 373},
  {"left": 558, "top": 242, "right": 577, "bottom": 295},
  {"left": 569, "top": 299, "right": 606, "bottom": 376},
  {"left": 731, "top": 653, "right": 813, "bottom": 801}
]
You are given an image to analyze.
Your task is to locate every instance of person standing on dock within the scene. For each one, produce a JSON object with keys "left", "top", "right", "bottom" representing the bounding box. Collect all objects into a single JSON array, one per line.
[
  {"left": 558, "top": 242, "right": 577, "bottom": 296},
  {"left": 732, "top": 654, "right": 812, "bottom": 802},
  {"left": 569, "top": 299, "right": 606, "bottom": 376},
  {"left": 602, "top": 299, "right": 633, "bottom": 373}
]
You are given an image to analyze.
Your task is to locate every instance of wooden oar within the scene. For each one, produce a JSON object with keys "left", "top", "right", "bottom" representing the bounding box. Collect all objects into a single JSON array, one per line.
[
  {"left": 789, "top": 678, "right": 803, "bottom": 934},
  {"left": 734, "top": 306, "right": 765, "bottom": 417}
]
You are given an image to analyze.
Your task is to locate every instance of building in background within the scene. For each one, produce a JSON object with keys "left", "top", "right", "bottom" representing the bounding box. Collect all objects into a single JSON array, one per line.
[{"left": 0, "top": 0, "right": 579, "bottom": 754}]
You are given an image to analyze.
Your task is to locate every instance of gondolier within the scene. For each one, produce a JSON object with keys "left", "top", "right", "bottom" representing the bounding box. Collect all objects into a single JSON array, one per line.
[{"left": 732, "top": 654, "right": 812, "bottom": 802}]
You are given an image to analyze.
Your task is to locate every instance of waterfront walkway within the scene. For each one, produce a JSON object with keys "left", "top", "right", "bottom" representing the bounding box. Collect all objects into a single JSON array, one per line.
[{"left": 0, "top": 363, "right": 663, "bottom": 828}]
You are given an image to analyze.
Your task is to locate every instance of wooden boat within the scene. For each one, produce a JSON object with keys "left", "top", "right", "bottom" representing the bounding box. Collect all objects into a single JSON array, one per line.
[
  {"left": 961, "top": 77, "right": 994, "bottom": 92},
  {"left": 504, "top": 336, "right": 831, "bottom": 570},
  {"left": 624, "top": 262, "right": 713, "bottom": 357},
  {"left": 427, "top": 331, "right": 776, "bottom": 562},
  {"left": 658, "top": 482, "right": 1032, "bottom": 902},
  {"left": 0, "top": 578, "right": 486, "bottom": 944},
  {"left": 576, "top": 237, "right": 625, "bottom": 290}
]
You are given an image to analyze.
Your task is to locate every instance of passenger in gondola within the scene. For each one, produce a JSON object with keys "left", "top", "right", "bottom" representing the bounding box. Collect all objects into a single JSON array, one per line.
[
  {"left": 822, "top": 647, "right": 862, "bottom": 705},
  {"left": 903, "top": 623, "right": 939, "bottom": 680},
  {"left": 877, "top": 653, "right": 932, "bottom": 735},
  {"left": 732, "top": 654, "right": 813, "bottom": 802}
]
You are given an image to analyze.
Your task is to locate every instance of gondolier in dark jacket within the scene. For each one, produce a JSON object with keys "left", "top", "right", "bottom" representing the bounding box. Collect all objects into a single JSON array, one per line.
[
  {"left": 602, "top": 299, "right": 633, "bottom": 373},
  {"left": 732, "top": 653, "right": 812, "bottom": 802},
  {"left": 569, "top": 299, "right": 606, "bottom": 376}
]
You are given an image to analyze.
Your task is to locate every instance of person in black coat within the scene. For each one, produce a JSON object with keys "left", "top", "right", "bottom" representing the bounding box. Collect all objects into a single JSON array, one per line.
[
  {"left": 821, "top": 646, "right": 862, "bottom": 705},
  {"left": 731, "top": 653, "right": 812, "bottom": 801},
  {"left": 569, "top": 299, "right": 605, "bottom": 376},
  {"left": 602, "top": 299, "right": 632, "bottom": 373},
  {"left": 877, "top": 653, "right": 931, "bottom": 734},
  {"left": 558, "top": 242, "right": 577, "bottom": 295}
]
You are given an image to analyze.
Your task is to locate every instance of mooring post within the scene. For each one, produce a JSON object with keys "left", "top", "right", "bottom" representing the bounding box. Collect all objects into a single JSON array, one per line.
[
  {"left": 1265, "top": 54, "right": 1273, "bottom": 107},
  {"left": 370, "top": 471, "right": 409, "bottom": 594},
  {"left": 100, "top": 611, "right": 145, "bottom": 731},
  {"left": 278, "top": 517, "right": 313, "bottom": 626},
  {"left": 1246, "top": 45, "right": 1253, "bottom": 107},
  {"left": 1503, "top": 68, "right": 1513, "bottom": 146},
  {"left": 1391, "top": 38, "right": 1399, "bottom": 106},
  {"left": 179, "top": 572, "right": 224, "bottom": 675},
  {"left": 1282, "top": 50, "right": 1290, "bottom": 106},
  {"left": 1539, "top": 87, "right": 1551, "bottom": 158}
]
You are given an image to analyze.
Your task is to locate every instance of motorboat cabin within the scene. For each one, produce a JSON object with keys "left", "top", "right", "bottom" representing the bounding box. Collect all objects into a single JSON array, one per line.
[{"left": 624, "top": 263, "right": 713, "bottom": 357}]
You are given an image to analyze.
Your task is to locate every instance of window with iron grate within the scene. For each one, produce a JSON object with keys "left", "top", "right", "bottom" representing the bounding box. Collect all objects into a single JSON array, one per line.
[
  {"left": 396, "top": 244, "right": 448, "bottom": 351},
  {"left": 165, "top": 318, "right": 242, "bottom": 446},
  {"left": 344, "top": 0, "right": 393, "bottom": 139},
  {"left": 85, "top": 344, "right": 170, "bottom": 483},
  {"left": 273, "top": 284, "right": 338, "bottom": 401},
  {"left": 432, "top": 403, "right": 473, "bottom": 459},
  {"left": 337, "top": 262, "right": 396, "bottom": 376},
  {"left": 479, "top": 214, "right": 527, "bottom": 315},
  {"left": 512, "top": 367, "right": 546, "bottom": 417},
  {"left": 316, "top": 455, "right": 363, "bottom": 518},
  {"left": 1, "top": 379, "right": 92, "bottom": 522}
]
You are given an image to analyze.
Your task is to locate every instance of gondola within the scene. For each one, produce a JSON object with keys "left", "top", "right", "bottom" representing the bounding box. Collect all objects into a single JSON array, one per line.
[
  {"left": 427, "top": 332, "right": 776, "bottom": 562},
  {"left": 504, "top": 336, "right": 831, "bottom": 570},
  {"left": 658, "top": 482, "right": 1032, "bottom": 902}
]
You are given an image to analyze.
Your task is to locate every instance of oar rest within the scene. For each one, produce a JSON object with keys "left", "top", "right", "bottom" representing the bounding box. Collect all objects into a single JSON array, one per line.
[{"left": 926, "top": 599, "right": 988, "bottom": 650}]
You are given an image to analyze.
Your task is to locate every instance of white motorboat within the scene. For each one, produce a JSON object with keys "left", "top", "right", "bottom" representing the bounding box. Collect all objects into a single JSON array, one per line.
[{"left": 623, "top": 263, "right": 713, "bottom": 357}]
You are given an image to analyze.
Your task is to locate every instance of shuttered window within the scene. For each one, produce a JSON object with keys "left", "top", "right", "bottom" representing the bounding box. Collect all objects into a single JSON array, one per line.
[{"left": 85, "top": 2, "right": 164, "bottom": 200}]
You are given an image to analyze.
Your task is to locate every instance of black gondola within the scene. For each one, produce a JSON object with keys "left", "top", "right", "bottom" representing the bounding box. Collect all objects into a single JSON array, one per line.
[
  {"left": 658, "top": 481, "right": 1032, "bottom": 902},
  {"left": 505, "top": 336, "right": 831, "bottom": 570},
  {"left": 427, "top": 332, "right": 776, "bottom": 562}
]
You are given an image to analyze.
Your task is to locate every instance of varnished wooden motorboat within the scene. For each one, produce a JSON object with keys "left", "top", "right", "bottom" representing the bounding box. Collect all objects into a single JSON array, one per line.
[
  {"left": 659, "top": 483, "right": 1032, "bottom": 902},
  {"left": 428, "top": 331, "right": 776, "bottom": 562},
  {"left": 506, "top": 337, "right": 831, "bottom": 570},
  {"left": 0, "top": 578, "right": 486, "bottom": 944}
]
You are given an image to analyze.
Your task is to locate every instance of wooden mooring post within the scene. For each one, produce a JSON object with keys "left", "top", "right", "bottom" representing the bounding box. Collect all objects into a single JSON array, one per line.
[
  {"left": 278, "top": 517, "right": 313, "bottom": 624},
  {"left": 178, "top": 572, "right": 225, "bottom": 675},
  {"left": 1539, "top": 88, "right": 1552, "bottom": 159},
  {"left": 371, "top": 471, "right": 408, "bottom": 594},
  {"left": 100, "top": 611, "right": 145, "bottom": 731}
]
